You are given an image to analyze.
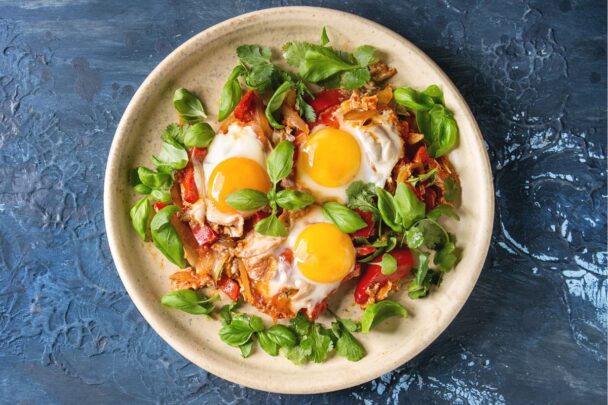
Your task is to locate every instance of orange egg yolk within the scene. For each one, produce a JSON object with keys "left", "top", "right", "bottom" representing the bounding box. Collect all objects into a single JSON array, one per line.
[
  {"left": 294, "top": 223, "right": 355, "bottom": 283},
  {"left": 297, "top": 128, "right": 361, "bottom": 187},
  {"left": 207, "top": 157, "right": 272, "bottom": 214}
]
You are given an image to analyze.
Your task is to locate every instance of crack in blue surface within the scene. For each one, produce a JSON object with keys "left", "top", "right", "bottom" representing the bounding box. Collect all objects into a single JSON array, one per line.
[{"left": 0, "top": 0, "right": 605, "bottom": 403}]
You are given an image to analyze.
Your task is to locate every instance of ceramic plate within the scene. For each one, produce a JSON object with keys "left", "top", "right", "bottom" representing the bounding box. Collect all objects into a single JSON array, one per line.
[{"left": 104, "top": 6, "right": 493, "bottom": 394}]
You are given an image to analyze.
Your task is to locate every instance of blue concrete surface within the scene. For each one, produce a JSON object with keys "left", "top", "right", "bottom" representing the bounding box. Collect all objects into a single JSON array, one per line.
[{"left": 0, "top": 1, "right": 606, "bottom": 403}]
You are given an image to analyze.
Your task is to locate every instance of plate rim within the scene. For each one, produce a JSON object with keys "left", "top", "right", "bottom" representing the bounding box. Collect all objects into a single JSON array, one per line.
[{"left": 104, "top": 5, "right": 494, "bottom": 394}]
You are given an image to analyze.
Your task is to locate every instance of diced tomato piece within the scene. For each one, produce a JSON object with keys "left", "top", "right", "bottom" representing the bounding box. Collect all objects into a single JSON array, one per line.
[
  {"left": 309, "top": 104, "right": 340, "bottom": 130},
  {"left": 308, "top": 89, "right": 348, "bottom": 114},
  {"left": 153, "top": 202, "right": 168, "bottom": 212},
  {"left": 279, "top": 248, "right": 294, "bottom": 264},
  {"left": 413, "top": 146, "right": 431, "bottom": 165},
  {"left": 354, "top": 248, "right": 414, "bottom": 305},
  {"left": 234, "top": 90, "right": 258, "bottom": 122},
  {"left": 189, "top": 147, "right": 207, "bottom": 163},
  {"left": 217, "top": 274, "right": 240, "bottom": 302},
  {"left": 356, "top": 245, "right": 376, "bottom": 257},
  {"left": 352, "top": 209, "right": 375, "bottom": 238},
  {"left": 178, "top": 164, "right": 198, "bottom": 204},
  {"left": 190, "top": 223, "right": 217, "bottom": 246}
]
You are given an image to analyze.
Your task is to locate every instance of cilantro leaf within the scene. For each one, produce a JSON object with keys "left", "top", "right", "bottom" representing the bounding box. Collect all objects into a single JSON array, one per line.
[{"left": 336, "top": 327, "right": 366, "bottom": 361}]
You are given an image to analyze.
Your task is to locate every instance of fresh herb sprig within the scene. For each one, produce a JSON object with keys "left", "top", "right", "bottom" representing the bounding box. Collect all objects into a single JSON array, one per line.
[
  {"left": 225, "top": 141, "right": 314, "bottom": 237},
  {"left": 394, "top": 85, "right": 459, "bottom": 157},
  {"left": 161, "top": 289, "right": 219, "bottom": 315}
]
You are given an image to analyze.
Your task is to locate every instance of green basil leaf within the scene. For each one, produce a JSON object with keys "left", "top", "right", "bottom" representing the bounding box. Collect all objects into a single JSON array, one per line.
[
  {"left": 336, "top": 327, "right": 366, "bottom": 362},
  {"left": 150, "top": 189, "right": 172, "bottom": 204},
  {"left": 361, "top": 300, "right": 408, "bottom": 333},
  {"left": 394, "top": 182, "right": 426, "bottom": 229},
  {"left": 219, "top": 303, "right": 235, "bottom": 325},
  {"left": 219, "top": 318, "right": 254, "bottom": 347},
  {"left": 380, "top": 253, "right": 397, "bottom": 275},
  {"left": 393, "top": 87, "right": 435, "bottom": 112},
  {"left": 375, "top": 187, "right": 401, "bottom": 232},
  {"left": 265, "top": 81, "right": 292, "bottom": 129},
  {"left": 340, "top": 67, "right": 371, "bottom": 89},
  {"left": 265, "top": 324, "right": 297, "bottom": 348},
  {"left": 160, "top": 290, "right": 218, "bottom": 315},
  {"left": 416, "top": 110, "right": 431, "bottom": 140},
  {"left": 428, "top": 104, "right": 458, "bottom": 157},
  {"left": 173, "top": 88, "right": 206, "bottom": 123},
  {"left": 137, "top": 167, "right": 171, "bottom": 189},
  {"left": 275, "top": 189, "right": 315, "bottom": 210},
  {"left": 353, "top": 45, "right": 378, "bottom": 67},
  {"left": 249, "top": 315, "right": 265, "bottom": 333},
  {"left": 258, "top": 331, "right": 279, "bottom": 356},
  {"left": 428, "top": 204, "right": 460, "bottom": 221},
  {"left": 301, "top": 49, "right": 357, "bottom": 82},
  {"left": 320, "top": 26, "right": 330, "bottom": 46},
  {"left": 130, "top": 196, "right": 151, "bottom": 241},
  {"left": 133, "top": 184, "right": 151, "bottom": 195},
  {"left": 254, "top": 214, "right": 288, "bottom": 237},
  {"left": 422, "top": 84, "right": 444, "bottom": 105},
  {"left": 322, "top": 202, "right": 367, "bottom": 233},
  {"left": 308, "top": 324, "right": 334, "bottom": 363},
  {"left": 158, "top": 137, "right": 188, "bottom": 170},
  {"left": 226, "top": 189, "right": 269, "bottom": 211},
  {"left": 239, "top": 340, "right": 254, "bottom": 358},
  {"left": 184, "top": 122, "right": 215, "bottom": 148},
  {"left": 266, "top": 140, "right": 295, "bottom": 184},
  {"left": 218, "top": 65, "right": 245, "bottom": 121},
  {"left": 150, "top": 205, "right": 186, "bottom": 268}
]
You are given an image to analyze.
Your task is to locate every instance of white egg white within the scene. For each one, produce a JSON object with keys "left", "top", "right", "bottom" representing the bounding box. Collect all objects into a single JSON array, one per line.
[{"left": 296, "top": 109, "right": 403, "bottom": 203}]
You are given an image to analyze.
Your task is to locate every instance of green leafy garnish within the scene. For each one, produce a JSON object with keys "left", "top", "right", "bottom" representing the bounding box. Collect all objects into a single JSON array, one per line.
[
  {"left": 380, "top": 253, "right": 397, "bottom": 275},
  {"left": 183, "top": 122, "right": 215, "bottom": 148},
  {"left": 361, "top": 300, "right": 408, "bottom": 333},
  {"left": 237, "top": 45, "right": 274, "bottom": 90},
  {"left": 150, "top": 205, "right": 186, "bottom": 268},
  {"left": 275, "top": 189, "right": 315, "bottom": 210},
  {"left": 346, "top": 180, "right": 380, "bottom": 220},
  {"left": 219, "top": 318, "right": 254, "bottom": 347},
  {"left": 393, "top": 183, "right": 426, "bottom": 229},
  {"left": 130, "top": 196, "right": 151, "bottom": 241},
  {"left": 321, "top": 202, "right": 367, "bottom": 233},
  {"left": 160, "top": 290, "right": 219, "bottom": 315},
  {"left": 218, "top": 65, "right": 245, "bottom": 121},
  {"left": 334, "top": 323, "right": 366, "bottom": 361},
  {"left": 156, "top": 137, "right": 188, "bottom": 170},
  {"left": 320, "top": 26, "right": 330, "bottom": 46},
  {"left": 173, "top": 88, "right": 207, "bottom": 123},
  {"left": 225, "top": 189, "right": 269, "bottom": 211},
  {"left": 267, "top": 140, "right": 294, "bottom": 184},
  {"left": 265, "top": 81, "right": 292, "bottom": 129},
  {"left": 254, "top": 215, "right": 287, "bottom": 237}
]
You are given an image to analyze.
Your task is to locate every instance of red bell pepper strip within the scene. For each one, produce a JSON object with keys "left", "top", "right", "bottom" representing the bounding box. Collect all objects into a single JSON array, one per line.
[
  {"left": 190, "top": 223, "right": 217, "bottom": 246},
  {"left": 179, "top": 164, "right": 198, "bottom": 204},
  {"left": 153, "top": 202, "right": 168, "bottom": 212},
  {"left": 309, "top": 89, "right": 348, "bottom": 114},
  {"left": 356, "top": 245, "right": 376, "bottom": 257},
  {"left": 234, "top": 90, "right": 258, "bottom": 122},
  {"left": 310, "top": 104, "right": 340, "bottom": 129},
  {"left": 189, "top": 147, "right": 207, "bottom": 163},
  {"left": 354, "top": 247, "right": 414, "bottom": 305},
  {"left": 352, "top": 209, "right": 375, "bottom": 238},
  {"left": 217, "top": 274, "right": 240, "bottom": 301}
]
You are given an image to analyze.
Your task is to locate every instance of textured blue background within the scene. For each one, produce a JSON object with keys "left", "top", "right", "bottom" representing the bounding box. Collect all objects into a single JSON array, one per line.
[{"left": 0, "top": 0, "right": 606, "bottom": 403}]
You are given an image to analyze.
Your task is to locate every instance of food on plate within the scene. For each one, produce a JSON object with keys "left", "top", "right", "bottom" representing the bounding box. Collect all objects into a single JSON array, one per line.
[{"left": 128, "top": 28, "right": 462, "bottom": 363}]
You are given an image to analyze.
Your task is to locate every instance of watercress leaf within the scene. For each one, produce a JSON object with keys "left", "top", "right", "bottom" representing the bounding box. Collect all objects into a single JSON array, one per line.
[
  {"left": 130, "top": 197, "right": 151, "bottom": 241},
  {"left": 414, "top": 251, "right": 430, "bottom": 285},
  {"left": 413, "top": 219, "right": 446, "bottom": 249},
  {"left": 434, "top": 240, "right": 460, "bottom": 272},
  {"left": 340, "top": 67, "right": 371, "bottom": 89},
  {"left": 361, "top": 300, "right": 408, "bottom": 333},
  {"left": 150, "top": 205, "right": 186, "bottom": 268},
  {"left": 258, "top": 331, "right": 278, "bottom": 356},
  {"left": 322, "top": 202, "right": 367, "bottom": 233},
  {"left": 266, "top": 324, "right": 297, "bottom": 348},
  {"left": 375, "top": 187, "right": 401, "bottom": 232},
  {"left": 255, "top": 214, "right": 288, "bottom": 237},
  {"left": 290, "top": 312, "right": 312, "bottom": 337},
  {"left": 320, "top": 26, "right": 329, "bottom": 46},
  {"left": 236, "top": 44, "right": 272, "bottom": 65},
  {"left": 265, "top": 81, "right": 292, "bottom": 129},
  {"left": 385, "top": 236, "right": 398, "bottom": 252},
  {"left": 275, "top": 189, "right": 315, "bottom": 210},
  {"left": 393, "top": 87, "right": 435, "bottom": 112},
  {"left": 301, "top": 49, "right": 357, "bottom": 82},
  {"left": 239, "top": 340, "right": 254, "bottom": 358},
  {"left": 380, "top": 253, "right": 397, "bottom": 275},
  {"left": 266, "top": 140, "right": 295, "bottom": 183},
  {"left": 134, "top": 184, "right": 151, "bottom": 195},
  {"left": 249, "top": 315, "right": 265, "bottom": 333},
  {"left": 428, "top": 204, "right": 460, "bottom": 221},
  {"left": 150, "top": 189, "right": 172, "bottom": 204},
  {"left": 309, "top": 324, "right": 334, "bottom": 363},
  {"left": 160, "top": 290, "right": 218, "bottom": 315},
  {"left": 336, "top": 328, "right": 366, "bottom": 361},
  {"left": 405, "top": 225, "right": 424, "bottom": 249},
  {"left": 218, "top": 65, "right": 245, "bottom": 121},
  {"left": 173, "top": 88, "right": 206, "bottom": 123},
  {"left": 393, "top": 182, "right": 426, "bottom": 229},
  {"left": 443, "top": 177, "right": 461, "bottom": 205},
  {"left": 353, "top": 45, "right": 378, "bottom": 67},
  {"left": 219, "top": 318, "right": 254, "bottom": 347},
  {"left": 226, "top": 189, "right": 269, "bottom": 211},
  {"left": 137, "top": 167, "right": 171, "bottom": 189},
  {"left": 422, "top": 84, "right": 444, "bottom": 105},
  {"left": 358, "top": 247, "right": 385, "bottom": 263},
  {"left": 184, "top": 122, "right": 214, "bottom": 148},
  {"left": 158, "top": 137, "right": 188, "bottom": 170}
]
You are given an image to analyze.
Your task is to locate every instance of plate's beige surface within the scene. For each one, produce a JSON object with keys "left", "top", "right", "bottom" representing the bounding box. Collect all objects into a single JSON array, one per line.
[{"left": 104, "top": 6, "right": 493, "bottom": 394}]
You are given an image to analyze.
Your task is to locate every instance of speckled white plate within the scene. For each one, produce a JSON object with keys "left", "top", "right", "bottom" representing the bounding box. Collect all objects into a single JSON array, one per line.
[{"left": 104, "top": 6, "right": 493, "bottom": 394}]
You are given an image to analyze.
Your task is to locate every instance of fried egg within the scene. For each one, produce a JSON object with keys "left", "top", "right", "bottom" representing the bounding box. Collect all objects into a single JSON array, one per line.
[
  {"left": 267, "top": 207, "right": 356, "bottom": 314},
  {"left": 202, "top": 123, "right": 272, "bottom": 228},
  {"left": 296, "top": 109, "right": 403, "bottom": 203}
]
